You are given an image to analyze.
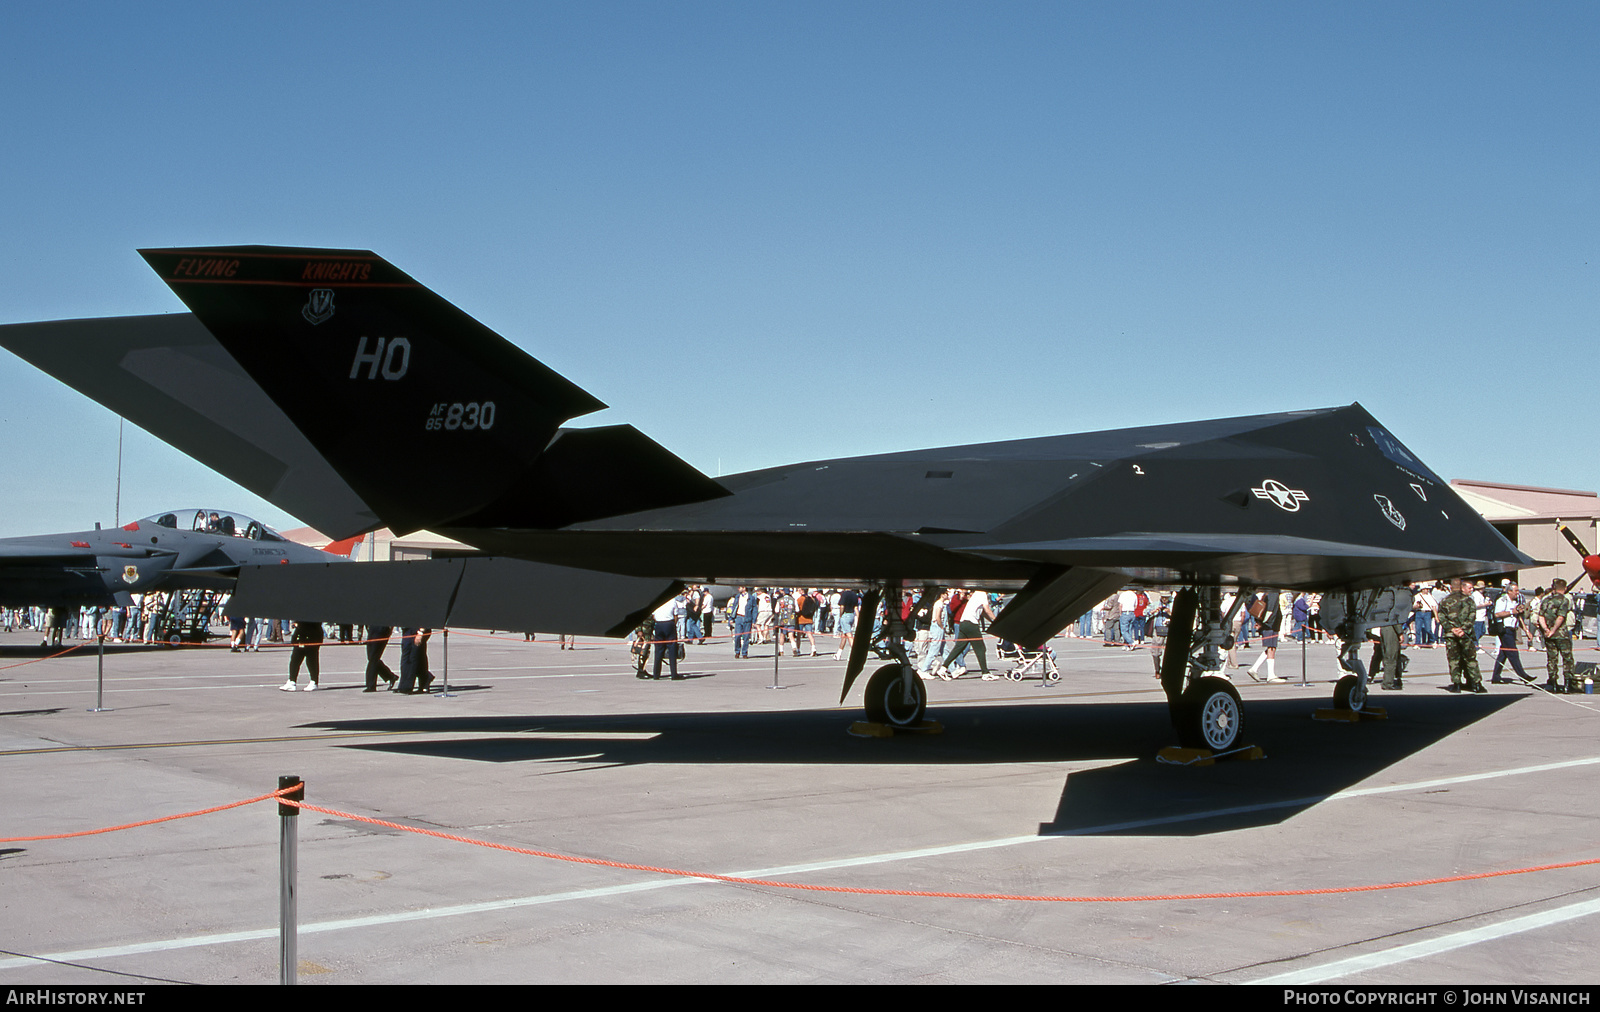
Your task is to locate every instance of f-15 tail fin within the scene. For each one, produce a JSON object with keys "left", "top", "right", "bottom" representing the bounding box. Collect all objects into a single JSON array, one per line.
[{"left": 139, "top": 245, "right": 728, "bottom": 534}]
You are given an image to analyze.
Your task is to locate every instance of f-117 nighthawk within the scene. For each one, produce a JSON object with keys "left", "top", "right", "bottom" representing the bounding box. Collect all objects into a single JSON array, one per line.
[{"left": 0, "top": 246, "right": 1534, "bottom": 750}]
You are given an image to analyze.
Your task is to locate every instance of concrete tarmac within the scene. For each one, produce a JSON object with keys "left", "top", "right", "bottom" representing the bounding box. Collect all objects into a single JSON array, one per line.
[{"left": 1, "top": 628, "right": 1597, "bottom": 985}]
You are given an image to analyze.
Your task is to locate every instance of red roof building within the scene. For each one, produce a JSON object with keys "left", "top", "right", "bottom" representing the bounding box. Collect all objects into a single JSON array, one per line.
[{"left": 1451, "top": 480, "right": 1600, "bottom": 589}]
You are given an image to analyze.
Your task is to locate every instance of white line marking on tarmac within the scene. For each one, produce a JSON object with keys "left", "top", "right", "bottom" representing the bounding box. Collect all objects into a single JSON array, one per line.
[
  {"left": 4, "top": 754, "right": 1600, "bottom": 973},
  {"left": 1250, "top": 895, "right": 1600, "bottom": 984}
]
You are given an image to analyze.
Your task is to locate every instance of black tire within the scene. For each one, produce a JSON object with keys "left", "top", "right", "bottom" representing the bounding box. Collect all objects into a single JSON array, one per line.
[
  {"left": 1333, "top": 673, "right": 1367, "bottom": 712},
  {"left": 168, "top": 633, "right": 183, "bottom": 648},
  {"left": 863, "top": 663, "right": 927, "bottom": 727},
  {"left": 1178, "top": 676, "right": 1245, "bottom": 751}
]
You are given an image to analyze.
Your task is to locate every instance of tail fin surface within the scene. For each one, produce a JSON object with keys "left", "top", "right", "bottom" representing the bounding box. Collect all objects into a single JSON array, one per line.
[{"left": 139, "top": 246, "right": 726, "bottom": 534}]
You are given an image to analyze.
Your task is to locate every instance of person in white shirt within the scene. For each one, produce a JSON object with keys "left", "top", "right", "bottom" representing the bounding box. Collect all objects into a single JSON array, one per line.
[
  {"left": 1117, "top": 589, "right": 1140, "bottom": 650},
  {"left": 1489, "top": 582, "right": 1531, "bottom": 683},
  {"left": 650, "top": 594, "right": 685, "bottom": 680},
  {"left": 942, "top": 590, "right": 995, "bottom": 679},
  {"left": 1472, "top": 582, "right": 1489, "bottom": 647},
  {"left": 1413, "top": 585, "right": 1439, "bottom": 646}
]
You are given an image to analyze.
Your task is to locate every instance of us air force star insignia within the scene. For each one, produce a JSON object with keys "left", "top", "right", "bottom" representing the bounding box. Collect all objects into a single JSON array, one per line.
[
  {"left": 302, "top": 288, "right": 335, "bottom": 325},
  {"left": 1251, "top": 479, "right": 1309, "bottom": 512},
  {"left": 1374, "top": 494, "right": 1407, "bottom": 531},
  {"left": 122, "top": 565, "right": 139, "bottom": 584}
]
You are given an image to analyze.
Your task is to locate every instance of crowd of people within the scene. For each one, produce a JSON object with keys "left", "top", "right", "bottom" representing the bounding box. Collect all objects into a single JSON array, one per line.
[
  {"left": 1419, "top": 576, "right": 1594, "bottom": 694},
  {"left": 0, "top": 597, "right": 441, "bottom": 697},
  {"left": 1077, "top": 578, "right": 1595, "bottom": 694},
  {"left": 1, "top": 592, "right": 226, "bottom": 648},
  {"left": 8, "top": 575, "right": 1592, "bottom": 696},
  {"left": 632, "top": 585, "right": 1017, "bottom": 681},
  {"left": 277, "top": 623, "right": 440, "bottom": 695}
]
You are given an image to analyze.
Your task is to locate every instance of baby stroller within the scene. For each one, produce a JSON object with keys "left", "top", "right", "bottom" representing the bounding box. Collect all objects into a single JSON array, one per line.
[{"left": 1003, "top": 641, "right": 1060, "bottom": 684}]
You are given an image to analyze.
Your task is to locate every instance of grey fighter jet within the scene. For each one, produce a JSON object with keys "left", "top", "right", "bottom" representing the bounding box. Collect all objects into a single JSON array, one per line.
[
  {"left": 0, "top": 245, "right": 1535, "bottom": 750},
  {"left": 0, "top": 507, "right": 341, "bottom": 609}
]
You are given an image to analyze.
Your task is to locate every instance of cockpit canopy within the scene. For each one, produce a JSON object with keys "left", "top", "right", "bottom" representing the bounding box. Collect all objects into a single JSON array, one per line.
[{"left": 141, "top": 509, "right": 285, "bottom": 541}]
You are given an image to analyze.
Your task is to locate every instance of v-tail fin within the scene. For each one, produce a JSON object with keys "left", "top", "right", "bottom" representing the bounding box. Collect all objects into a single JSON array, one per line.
[{"left": 139, "top": 245, "right": 726, "bottom": 534}]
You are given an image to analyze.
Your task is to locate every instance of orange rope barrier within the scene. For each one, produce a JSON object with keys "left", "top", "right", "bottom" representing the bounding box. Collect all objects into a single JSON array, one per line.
[
  {"left": 0, "top": 789, "right": 291, "bottom": 842},
  {"left": 12, "top": 786, "right": 1593, "bottom": 904},
  {"left": 0, "top": 642, "right": 88, "bottom": 671},
  {"left": 273, "top": 798, "right": 1600, "bottom": 903}
]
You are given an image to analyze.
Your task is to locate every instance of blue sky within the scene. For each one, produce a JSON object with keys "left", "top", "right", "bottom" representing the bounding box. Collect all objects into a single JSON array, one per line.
[{"left": 1, "top": 2, "right": 1593, "bottom": 538}]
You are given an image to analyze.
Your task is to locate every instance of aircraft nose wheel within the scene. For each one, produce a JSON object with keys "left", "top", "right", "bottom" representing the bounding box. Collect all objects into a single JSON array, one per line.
[
  {"left": 1178, "top": 676, "right": 1245, "bottom": 751},
  {"left": 863, "top": 663, "right": 927, "bottom": 727},
  {"left": 1333, "top": 673, "right": 1367, "bottom": 713}
]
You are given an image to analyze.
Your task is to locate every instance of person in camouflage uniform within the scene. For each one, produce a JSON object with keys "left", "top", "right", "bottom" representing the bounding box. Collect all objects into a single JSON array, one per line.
[
  {"left": 1538, "top": 577, "right": 1578, "bottom": 692},
  {"left": 1440, "top": 576, "right": 1485, "bottom": 693}
]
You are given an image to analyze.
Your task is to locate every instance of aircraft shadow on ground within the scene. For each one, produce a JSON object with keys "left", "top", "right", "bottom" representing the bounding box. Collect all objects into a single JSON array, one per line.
[
  {"left": 1035, "top": 693, "right": 1523, "bottom": 837},
  {"left": 301, "top": 692, "right": 1524, "bottom": 836}
]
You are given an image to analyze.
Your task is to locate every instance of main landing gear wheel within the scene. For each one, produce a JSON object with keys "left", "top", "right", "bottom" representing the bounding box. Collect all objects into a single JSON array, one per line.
[
  {"left": 863, "top": 663, "right": 927, "bottom": 727},
  {"left": 1333, "top": 673, "right": 1367, "bottom": 713},
  {"left": 1178, "top": 676, "right": 1245, "bottom": 751}
]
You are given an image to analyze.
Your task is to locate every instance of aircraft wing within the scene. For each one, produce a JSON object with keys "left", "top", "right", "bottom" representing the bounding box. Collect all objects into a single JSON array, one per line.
[
  {"left": 969, "top": 532, "right": 1522, "bottom": 586},
  {"left": 225, "top": 555, "right": 677, "bottom": 637},
  {"left": 0, "top": 542, "right": 156, "bottom": 562},
  {"left": 0, "top": 539, "right": 179, "bottom": 609},
  {"left": 0, "top": 545, "right": 101, "bottom": 563},
  {"left": 0, "top": 544, "right": 104, "bottom": 606},
  {"left": 0, "top": 314, "right": 380, "bottom": 539}
]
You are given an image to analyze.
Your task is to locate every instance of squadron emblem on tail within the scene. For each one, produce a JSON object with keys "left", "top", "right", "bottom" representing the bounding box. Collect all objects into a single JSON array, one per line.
[{"left": 301, "top": 288, "right": 335, "bottom": 325}]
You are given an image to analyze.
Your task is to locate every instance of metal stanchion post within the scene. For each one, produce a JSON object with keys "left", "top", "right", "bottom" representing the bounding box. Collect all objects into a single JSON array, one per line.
[
  {"left": 771, "top": 624, "right": 781, "bottom": 688},
  {"left": 438, "top": 627, "right": 453, "bottom": 698},
  {"left": 1300, "top": 621, "right": 1309, "bottom": 687},
  {"left": 278, "top": 775, "right": 303, "bottom": 986},
  {"left": 89, "top": 634, "right": 109, "bottom": 712}
]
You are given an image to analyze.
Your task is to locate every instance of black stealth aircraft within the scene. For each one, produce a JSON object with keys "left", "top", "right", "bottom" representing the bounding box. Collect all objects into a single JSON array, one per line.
[{"left": 0, "top": 246, "right": 1533, "bottom": 749}]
